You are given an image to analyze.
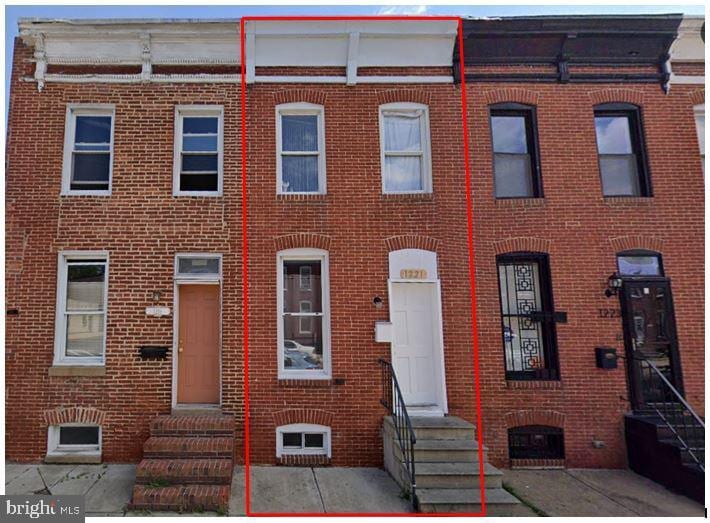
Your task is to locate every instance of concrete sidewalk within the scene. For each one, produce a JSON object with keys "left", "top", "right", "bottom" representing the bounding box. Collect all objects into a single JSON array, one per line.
[
  {"left": 503, "top": 469, "right": 704, "bottom": 517},
  {"left": 6, "top": 463, "right": 704, "bottom": 516},
  {"left": 5, "top": 463, "right": 410, "bottom": 516}
]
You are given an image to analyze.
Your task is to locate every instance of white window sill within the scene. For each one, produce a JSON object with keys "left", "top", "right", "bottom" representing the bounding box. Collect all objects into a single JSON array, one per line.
[
  {"left": 278, "top": 450, "right": 328, "bottom": 457},
  {"left": 45, "top": 451, "right": 101, "bottom": 464},
  {"left": 61, "top": 191, "right": 111, "bottom": 197},
  {"left": 277, "top": 373, "right": 331, "bottom": 381}
]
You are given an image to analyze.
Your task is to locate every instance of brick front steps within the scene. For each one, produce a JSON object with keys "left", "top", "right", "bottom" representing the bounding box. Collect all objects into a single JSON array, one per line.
[{"left": 130, "top": 413, "right": 235, "bottom": 513}]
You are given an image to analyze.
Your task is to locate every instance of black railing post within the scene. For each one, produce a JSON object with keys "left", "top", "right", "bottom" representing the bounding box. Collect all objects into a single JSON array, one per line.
[
  {"left": 635, "top": 354, "right": 704, "bottom": 471},
  {"left": 378, "top": 358, "right": 418, "bottom": 510}
]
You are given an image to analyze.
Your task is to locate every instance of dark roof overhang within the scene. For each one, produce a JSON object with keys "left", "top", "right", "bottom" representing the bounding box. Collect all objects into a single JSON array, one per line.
[{"left": 455, "top": 14, "right": 683, "bottom": 91}]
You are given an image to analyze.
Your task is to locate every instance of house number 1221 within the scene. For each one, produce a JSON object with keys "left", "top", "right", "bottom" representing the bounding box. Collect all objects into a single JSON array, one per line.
[{"left": 400, "top": 269, "right": 428, "bottom": 279}]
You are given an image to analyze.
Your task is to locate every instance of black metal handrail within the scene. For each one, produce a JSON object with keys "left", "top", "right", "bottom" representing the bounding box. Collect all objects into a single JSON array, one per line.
[
  {"left": 378, "top": 358, "right": 418, "bottom": 510},
  {"left": 636, "top": 355, "right": 704, "bottom": 470}
]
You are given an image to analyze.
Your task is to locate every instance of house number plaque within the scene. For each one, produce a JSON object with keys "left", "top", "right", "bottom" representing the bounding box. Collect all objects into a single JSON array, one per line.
[{"left": 400, "top": 269, "right": 428, "bottom": 279}]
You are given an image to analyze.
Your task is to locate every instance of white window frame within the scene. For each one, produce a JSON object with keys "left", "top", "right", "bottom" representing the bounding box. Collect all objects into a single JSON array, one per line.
[
  {"left": 694, "top": 104, "right": 704, "bottom": 174},
  {"left": 173, "top": 105, "right": 224, "bottom": 197},
  {"left": 276, "top": 423, "right": 331, "bottom": 457},
  {"left": 277, "top": 249, "right": 331, "bottom": 379},
  {"left": 275, "top": 102, "right": 326, "bottom": 195},
  {"left": 61, "top": 104, "right": 115, "bottom": 196},
  {"left": 54, "top": 251, "right": 109, "bottom": 366},
  {"left": 47, "top": 424, "right": 102, "bottom": 458},
  {"left": 379, "top": 102, "right": 433, "bottom": 194}
]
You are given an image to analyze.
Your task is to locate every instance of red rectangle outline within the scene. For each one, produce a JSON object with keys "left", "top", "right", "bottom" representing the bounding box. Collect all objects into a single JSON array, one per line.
[{"left": 240, "top": 14, "right": 485, "bottom": 517}]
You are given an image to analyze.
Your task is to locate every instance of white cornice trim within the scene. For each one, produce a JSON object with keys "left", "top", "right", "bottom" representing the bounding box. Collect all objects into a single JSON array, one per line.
[
  {"left": 670, "top": 74, "right": 705, "bottom": 85},
  {"left": 25, "top": 73, "right": 452, "bottom": 86},
  {"left": 30, "top": 73, "right": 241, "bottom": 84}
]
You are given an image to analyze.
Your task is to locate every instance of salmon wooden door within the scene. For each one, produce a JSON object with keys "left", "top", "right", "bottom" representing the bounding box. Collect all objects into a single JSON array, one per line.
[{"left": 177, "top": 284, "right": 220, "bottom": 404}]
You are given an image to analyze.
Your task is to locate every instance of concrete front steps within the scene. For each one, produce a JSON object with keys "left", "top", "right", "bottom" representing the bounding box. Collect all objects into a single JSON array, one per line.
[
  {"left": 130, "top": 413, "right": 235, "bottom": 513},
  {"left": 383, "top": 415, "right": 523, "bottom": 515}
]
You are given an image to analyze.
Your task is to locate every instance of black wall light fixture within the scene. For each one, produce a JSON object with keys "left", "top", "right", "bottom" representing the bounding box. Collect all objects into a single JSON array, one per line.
[{"left": 605, "top": 274, "right": 623, "bottom": 298}]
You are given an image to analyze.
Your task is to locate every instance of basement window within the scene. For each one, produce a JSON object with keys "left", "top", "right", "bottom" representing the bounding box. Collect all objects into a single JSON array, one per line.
[
  {"left": 47, "top": 425, "right": 101, "bottom": 459},
  {"left": 276, "top": 424, "right": 331, "bottom": 457},
  {"left": 508, "top": 425, "right": 564, "bottom": 460},
  {"left": 174, "top": 106, "right": 223, "bottom": 196},
  {"left": 61, "top": 105, "right": 115, "bottom": 195}
]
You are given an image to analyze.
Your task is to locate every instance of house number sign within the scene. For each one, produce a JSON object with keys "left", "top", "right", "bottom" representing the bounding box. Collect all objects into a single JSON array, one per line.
[{"left": 400, "top": 269, "right": 428, "bottom": 279}]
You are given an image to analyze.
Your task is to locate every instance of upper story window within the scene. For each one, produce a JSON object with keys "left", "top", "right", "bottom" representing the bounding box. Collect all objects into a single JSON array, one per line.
[
  {"left": 277, "top": 249, "right": 330, "bottom": 379},
  {"left": 694, "top": 104, "right": 704, "bottom": 175},
  {"left": 379, "top": 103, "right": 432, "bottom": 194},
  {"left": 593, "top": 103, "right": 651, "bottom": 197},
  {"left": 497, "top": 252, "right": 559, "bottom": 381},
  {"left": 174, "top": 106, "right": 223, "bottom": 196},
  {"left": 276, "top": 103, "right": 326, "bottom": 194},
  {"left": 62, "top": 105, "right": 115, "bottom": 195},
  {"left": 54, "top": 252, "right": 108, "bottom": 366},
  {"left": 490, "top": 103, "right": 542, "bottom": 198}
]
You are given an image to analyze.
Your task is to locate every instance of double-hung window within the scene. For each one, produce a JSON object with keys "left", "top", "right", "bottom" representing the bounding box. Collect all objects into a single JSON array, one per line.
[
  {"left": 277, "top": 249, "right": 330, "bottom": 379},
  {"left": 276, "top": 103, "right": 326, "bottom": 194},
  {"left": 497, "top": 253, "right": 559, "bottom": 380},
  {"left": 61, "top": 105, "right": 115, "bottom": 195},
  {"left": 54, "top": 252, "right": 108, "bottom": 365},
  {"left": 490, "top": 104, "right": 542, "bottom": 198},
  {"left": 594, "top": 103, "right": 651, "bottom": 197},
  {"left": 174, "top": 106, "right": 223, "bottom": 196},
  {"left": 379, "top": 103, "right": 432, "bottom": 194}
]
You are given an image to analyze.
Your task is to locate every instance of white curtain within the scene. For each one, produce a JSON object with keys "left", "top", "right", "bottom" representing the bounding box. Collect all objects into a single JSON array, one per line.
[{"left": 383, "top": 111, "right": 422, "bottom": 152}]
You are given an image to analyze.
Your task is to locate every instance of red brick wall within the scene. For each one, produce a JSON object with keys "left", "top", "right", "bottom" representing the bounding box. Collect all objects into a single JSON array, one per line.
[
  {"left": 5, "top": 39, "right": 244, "bottom": 462},
  {"left": 245, "top": 81, "right": 475, "bottom": 465},
  {"left": 6, "top": 33, "right": 705, "bottom": 471},
  {"left": 467, "top": 82, "right": 705, "bottom": 468}
]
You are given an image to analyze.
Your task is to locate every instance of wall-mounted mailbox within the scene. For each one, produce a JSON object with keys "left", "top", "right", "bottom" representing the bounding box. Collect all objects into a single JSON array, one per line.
[
  {"left": 375, "top": 321, "right": 393, "bottom": 343},
  {"left": 595, "top": 347, "right": 618, "bottom": 369},
  {"left": 139, "top": 346, "right": 169, "bottom": 360}
]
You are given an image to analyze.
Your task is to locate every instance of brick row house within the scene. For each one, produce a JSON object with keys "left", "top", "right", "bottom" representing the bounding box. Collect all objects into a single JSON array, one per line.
[{"left": 5, "top": 14, "right": 704, "bottom": 512}]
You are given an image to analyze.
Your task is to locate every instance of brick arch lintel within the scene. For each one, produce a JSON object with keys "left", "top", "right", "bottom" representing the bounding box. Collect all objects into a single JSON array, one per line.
[
  {"left": 608, "top": 234, "right": 664, "bottom": 254},
  {"left": 689, "top": 89, "right": 704, "bottom": 106},
  {"left": 504, "top": 409, "right": 565, "bottom": 429},
  {"left": 493, "top": 237, "right": 552, "bottom": 255},
  {"left": 43, "top": 406, "right": 106, "bottom": 426},
  {"left": 272, "top": 408, "right": 334, "bottom": 428},
  {"left": 274, "top": 233, "right": 332, "bottom": 252},
  {"left": 384, "top": 234, "right": 440, "bottom": 253},
  {"left": 377, "top": 89, "right": 432, "bottom": 106},
  {"left": 483, "top": 88, "right": 540, "bottom": 106},
  {"left": 273, "top": 89, "right": 327, "bottom": 106},
  {"left": 589, "top": 88, "right": 645, "bottom": 107}
]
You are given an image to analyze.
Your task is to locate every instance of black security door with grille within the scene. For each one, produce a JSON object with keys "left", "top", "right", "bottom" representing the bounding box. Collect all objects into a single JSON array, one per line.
[{"left": 620, "top": 278, "right": 683, "bottom": 410}]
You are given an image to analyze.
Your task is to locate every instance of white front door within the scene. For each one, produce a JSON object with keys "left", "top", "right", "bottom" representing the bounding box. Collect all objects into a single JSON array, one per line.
[{"left": 390, "top": 282, "right": 444, "bottom": 411}]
